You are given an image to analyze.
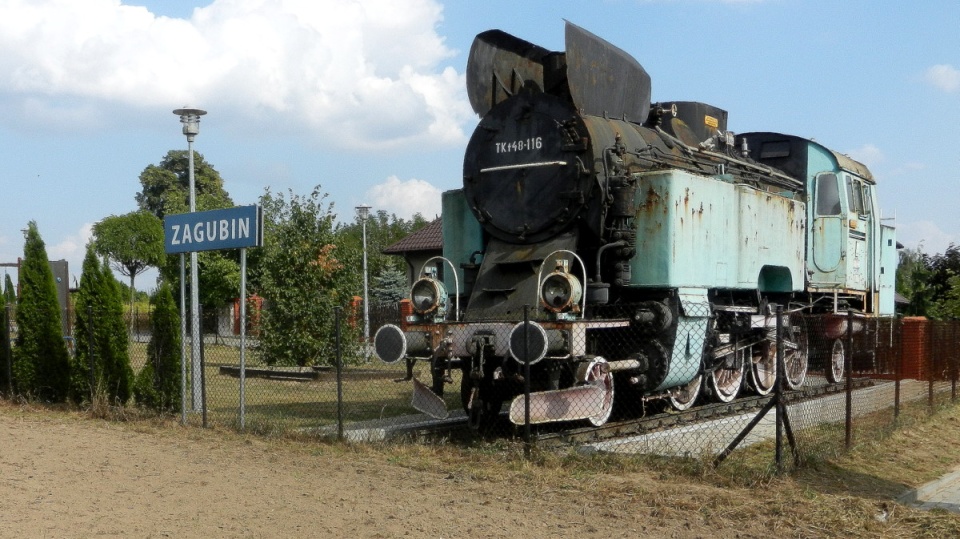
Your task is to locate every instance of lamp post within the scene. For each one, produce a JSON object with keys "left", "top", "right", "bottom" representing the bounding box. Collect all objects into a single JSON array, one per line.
[
  {"left": 173, "top": 107, "right": 206, "bottom": 412},
  {"left": 356, "top": 204, "right": 371, "bottom": 348}
]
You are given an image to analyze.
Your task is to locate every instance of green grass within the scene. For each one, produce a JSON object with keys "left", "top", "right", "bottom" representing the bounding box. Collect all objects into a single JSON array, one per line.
[{"left": 130, "top": 341, "right": 466, "bottom": 433}]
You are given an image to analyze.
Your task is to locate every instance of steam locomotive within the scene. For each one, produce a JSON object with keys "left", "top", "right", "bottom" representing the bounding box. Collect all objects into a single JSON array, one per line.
[{"left": 373, "top": 22, "right": 898, "bottom": 427}]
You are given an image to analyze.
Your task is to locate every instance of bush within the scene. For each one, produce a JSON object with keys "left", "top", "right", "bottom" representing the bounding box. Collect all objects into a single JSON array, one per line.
[{"left": 134, "top": 284, "right": 182, "bottom": 412}]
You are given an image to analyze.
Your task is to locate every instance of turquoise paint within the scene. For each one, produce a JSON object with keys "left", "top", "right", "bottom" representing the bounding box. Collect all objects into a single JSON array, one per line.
[
  {"left": 878, "top": 224, "right": 897, "bottom": 315},
  {"left": 441, "top": 189, "right": 484, "bottom": 295},
  {"left": 630, "top": 170, "right": 804, "bottom": 291},
  {"left": 807, "top": 147, "right": 846, "bottom": 288},
  {"left": 805, "top": 143, "right": 886, "bottom": 303},
  {"left": 656, "top": 287, "right": 710, "bottom": 390}
]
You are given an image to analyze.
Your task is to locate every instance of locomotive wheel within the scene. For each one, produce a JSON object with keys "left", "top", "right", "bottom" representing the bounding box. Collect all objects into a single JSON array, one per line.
[
  {"left": 577, "top": 359, "right": 615, "bottom": 427},
  {"left": 826, "top": 338, "right": 845, "bottom": 384},
  {"left": 669, "top": 374, "right": 702, "bottom": 411},
  {"left": 710, "top": 349, "right": 745, "bottom": 403},
  {"left": 783, "top": 315, "right": 809, "bottom": 390},
  {"left": 750, "top": 342, "right": 777, "bottom": 395}
]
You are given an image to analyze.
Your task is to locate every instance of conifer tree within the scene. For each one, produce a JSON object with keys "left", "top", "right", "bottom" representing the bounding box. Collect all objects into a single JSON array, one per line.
[
  {"left": 0, "top": 280, "right": 10, "bottom": 395},
  {"left": 3, "top": 274, "right": 15, "bottom": 304},
  {"left": 73, "top": 245, "right": 133, "bottom": 404},
  {"left": 134, "top": 284, "right": 182, "bottom": 412},
  {"left": 13, "top": 222, "right": 70, "bottom": 401}
]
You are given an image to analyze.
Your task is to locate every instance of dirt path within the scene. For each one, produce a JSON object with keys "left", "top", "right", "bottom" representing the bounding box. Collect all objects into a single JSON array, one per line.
[
  {"left": 8, "top": 403, "right": 913, "bottom": 538},
  {"left": 0, "top": 407, "right": 710, "bottom": 538}
]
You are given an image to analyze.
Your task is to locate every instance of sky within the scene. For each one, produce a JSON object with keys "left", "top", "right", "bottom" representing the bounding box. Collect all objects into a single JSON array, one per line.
[{"left": 0, "top": 0, "right": 957, "bottom": 291}]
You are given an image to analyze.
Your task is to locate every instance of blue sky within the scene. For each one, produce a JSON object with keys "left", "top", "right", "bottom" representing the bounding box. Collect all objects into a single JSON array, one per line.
[{"left": 0, "top": 0, "right": 957, "bottom": 290}]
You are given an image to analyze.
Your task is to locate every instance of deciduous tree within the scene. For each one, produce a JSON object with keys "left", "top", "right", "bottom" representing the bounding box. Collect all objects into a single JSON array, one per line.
[
  {"left": 256, "top": 187, "right": 355, "bottom": 366},
  {"left": 136, "top": 150, "right": 234, "bottom": 219},
  {"left": 92, "top": 211, "right": 165, "bottom": 317},
  {"left": 135, "top": 150, "right": 240, "bottom": 311}
]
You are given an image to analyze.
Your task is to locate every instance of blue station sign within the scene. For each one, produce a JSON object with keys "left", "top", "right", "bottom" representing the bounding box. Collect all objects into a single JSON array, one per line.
[{"left": 164, "top": 205, "right": 263, "bottom": 254}]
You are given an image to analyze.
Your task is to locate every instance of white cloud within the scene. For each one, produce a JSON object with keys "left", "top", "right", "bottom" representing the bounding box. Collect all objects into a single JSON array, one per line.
[
  {"left": 0, "top": 0, "right": 473, "bottom": 148},
  {"left": 845, "top": 144, "right": 884, "bottom": 169},
  {"left": 47, "top": 222, "right": 93, "bottom": 260},
  {"left": 896, "top": 220, "right": 958, "bottom": 255},
  {"left": 46, "top": 223, "right": 94, "bottom": 285},
  {"left": 924, "top": 64, "right": 960, "bottom": 93},
  {"left": 366, "top": 175, "right": 441, "bottom": 220}
]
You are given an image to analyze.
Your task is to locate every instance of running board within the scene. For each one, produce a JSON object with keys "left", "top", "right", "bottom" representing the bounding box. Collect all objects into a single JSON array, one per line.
[
  {"left": 508, "top": 384, "right": 607, "bottom": 425},
  {"left": 411, "top": 378, "right": 449, "bottom": 419}
]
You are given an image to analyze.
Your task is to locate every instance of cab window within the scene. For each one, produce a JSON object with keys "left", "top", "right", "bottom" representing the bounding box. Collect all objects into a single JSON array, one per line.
[
  {"left": 816, "top": 173, "right": 841, "bottom": 215},
  {"left": 846, "top": 177, "right": 864, "bottom": 214},
  {"left": 860, "top": 183, "right": 873, "bottom": 215}
]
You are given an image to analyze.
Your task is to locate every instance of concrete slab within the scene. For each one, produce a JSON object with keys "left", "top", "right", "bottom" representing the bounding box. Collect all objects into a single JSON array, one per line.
[{"left": 899, "top": 467, "right": 960, "bottom": 513}]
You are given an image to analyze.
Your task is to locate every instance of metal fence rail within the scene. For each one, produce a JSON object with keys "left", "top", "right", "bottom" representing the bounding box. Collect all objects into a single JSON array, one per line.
[{"left": 2, "top": 301, "right": 959, "bottom": 472}]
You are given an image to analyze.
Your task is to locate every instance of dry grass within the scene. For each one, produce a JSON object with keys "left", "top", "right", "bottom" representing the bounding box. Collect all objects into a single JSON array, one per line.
[
  {"left": 3, "top": 395, "right": 960, "bottom": 537},
  {"left": 349, "top": 402, "right": 960, "bottom": 538}
]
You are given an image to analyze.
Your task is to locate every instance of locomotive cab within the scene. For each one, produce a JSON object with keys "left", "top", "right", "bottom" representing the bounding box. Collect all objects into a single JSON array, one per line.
[{"left": 739, "top": 132, "right": 897, "bottom": 316}]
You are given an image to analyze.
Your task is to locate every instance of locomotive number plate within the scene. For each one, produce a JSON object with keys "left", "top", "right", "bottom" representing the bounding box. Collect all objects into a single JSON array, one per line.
[{"left": 495, "top": 137, "right": 543, "bottom": 154}]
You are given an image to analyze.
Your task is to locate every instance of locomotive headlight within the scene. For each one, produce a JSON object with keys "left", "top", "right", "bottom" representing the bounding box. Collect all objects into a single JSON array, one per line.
[
  {"left": 410, "top": 276, "right": 448, "bottom": 317},
  {"left": 539, "top": 260, "right": 582, "bottom": 313}
]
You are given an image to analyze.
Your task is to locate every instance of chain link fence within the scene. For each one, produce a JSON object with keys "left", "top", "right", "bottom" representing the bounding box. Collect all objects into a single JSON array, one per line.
[{"left": 2, "top": 299, "right": 959, "bottom": 472}]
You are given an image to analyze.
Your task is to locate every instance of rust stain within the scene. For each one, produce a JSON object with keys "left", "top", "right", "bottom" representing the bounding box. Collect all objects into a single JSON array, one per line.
[{"left": 638, "top": 186, "right": 663, "bottom": 214}]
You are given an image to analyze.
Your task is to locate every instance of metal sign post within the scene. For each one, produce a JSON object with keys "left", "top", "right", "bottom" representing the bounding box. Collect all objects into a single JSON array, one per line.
[{"left": 165, "top": 205, "right": 263, "bottom": 425}]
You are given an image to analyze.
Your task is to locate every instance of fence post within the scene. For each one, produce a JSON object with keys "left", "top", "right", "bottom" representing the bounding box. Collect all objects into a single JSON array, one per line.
[
  {"left": 87, "top": 305, "right": 95, "bottom": 401},
  {"left": 894, "top": 318, "right": 901, "bottom": 420},
  {"left": 335, "top": 306, "right": 344, "bottom": 442},
  {"left": 775, "top": 305, "right": 783, "bottom": 474},
  {"left": 180, "top": 253, "right": 187, "bottom": 426},
  {"left": 523, "top": 305, "right": 532, "bottom": 459},
  {"left": 952, "top": 322, "right": 958, "bottom": 403},
  {"left": 200, "top": 305, "right": 207, "bottom": 429},
  {"left": 845, "top": 309, "right": 853, "bottom": 451},
  {"left": 928, "top": 322, "right": 935, "bottom": 411},
  {"left": 4, "top": 304, "right": 12, "bottom": 397}
]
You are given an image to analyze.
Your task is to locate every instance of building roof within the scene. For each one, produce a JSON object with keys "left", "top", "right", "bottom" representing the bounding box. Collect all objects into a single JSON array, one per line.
[{"left": 382, "top": 218, "right": 443, "bottom": 254}]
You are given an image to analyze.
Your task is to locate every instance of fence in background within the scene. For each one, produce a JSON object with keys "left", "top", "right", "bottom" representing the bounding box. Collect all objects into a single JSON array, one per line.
[{"left": 2, "top": 301, "right": 959, "bottom": 471}]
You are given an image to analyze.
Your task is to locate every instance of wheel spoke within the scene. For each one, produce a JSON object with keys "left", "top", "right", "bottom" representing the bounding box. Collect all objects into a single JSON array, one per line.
[
  {"left": 826, "top": 338, "right": 845, "bottom": 383},
  {"left": 669, "top": 374, "right": 702, "bottom": 411},
  {"left": 751, "top": 342, "right": 776, "bottom": 395},
  {"left": 784, "top": 314, "right": 809, "bottom": 390},
  {"left": 710, "top": 349, "right": 745, "bottom": 403}
]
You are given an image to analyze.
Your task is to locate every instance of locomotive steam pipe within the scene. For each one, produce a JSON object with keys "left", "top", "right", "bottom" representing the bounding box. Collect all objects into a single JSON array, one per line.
[{"left": 594, "top": 240, "right": 626, "bottom": 282}]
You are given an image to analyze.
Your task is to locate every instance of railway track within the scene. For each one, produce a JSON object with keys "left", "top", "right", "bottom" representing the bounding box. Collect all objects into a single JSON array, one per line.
[
  {"left": 535, "top": 377, "right": 875, "bottom": 449},
  {"left": 398, "top": 377, "right": 875, "bottom": 448}
]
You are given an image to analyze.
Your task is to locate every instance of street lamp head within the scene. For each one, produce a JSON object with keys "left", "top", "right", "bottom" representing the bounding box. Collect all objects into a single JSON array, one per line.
[
  {"left": 355, "top": 204, "right": 371, "bottom": 222},
  {"left": 173, "top": 107, "right": 207, "bottom": 139}
]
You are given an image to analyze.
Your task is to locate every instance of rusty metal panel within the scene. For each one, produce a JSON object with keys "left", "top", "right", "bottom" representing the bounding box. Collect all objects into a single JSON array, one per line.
[
  {"left": 734, "top": 184, "right": 805, "bottom": 291},
  {"left": 631, "top": 170, "right": 739, "bottom": 288},
  {"left": 630, "top": 169, "right": 804, "bottom": 292}
]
